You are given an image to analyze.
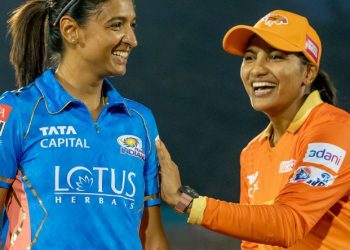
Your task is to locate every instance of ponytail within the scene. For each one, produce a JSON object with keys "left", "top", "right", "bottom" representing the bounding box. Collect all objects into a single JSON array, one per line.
[
  {"left": 311, "top": 69, "right": 337, "bottom": 105},
  {"left": 8, "top": 0, "right": 48, "bottom": 87}
]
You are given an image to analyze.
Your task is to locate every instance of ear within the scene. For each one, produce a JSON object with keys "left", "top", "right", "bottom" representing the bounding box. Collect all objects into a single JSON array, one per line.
[
  {"left": 59, "top": 16, "right": 80, "bottom": 45},
  {"left": 303, "top": 63, "right": 318, "bottom": 86}
]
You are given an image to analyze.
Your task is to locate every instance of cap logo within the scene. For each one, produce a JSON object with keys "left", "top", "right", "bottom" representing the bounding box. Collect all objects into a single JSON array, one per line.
[
  {"left": 305, "top": 35, "right": 319, "bottom": 63},
  {"left": 260, "top": 13, "right": 288, "bottom": 27}
]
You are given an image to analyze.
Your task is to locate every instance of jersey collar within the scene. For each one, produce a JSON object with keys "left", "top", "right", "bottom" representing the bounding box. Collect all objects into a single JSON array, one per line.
[
  {"left": 259, "top": 90, "right": 323, "bottom": 142},
  {"left": 35, "top": 69, "right": 130, "bottom": 115}
]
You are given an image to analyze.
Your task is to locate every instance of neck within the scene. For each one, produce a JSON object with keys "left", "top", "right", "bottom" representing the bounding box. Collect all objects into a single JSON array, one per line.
[{"left": 55, "top": 66, "right": 106, "bottom": 119}]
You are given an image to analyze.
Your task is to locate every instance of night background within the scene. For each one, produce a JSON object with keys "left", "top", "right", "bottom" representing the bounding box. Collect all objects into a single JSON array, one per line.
[{"left": 1, "top": 1, "right": 349, "bottom": 249}]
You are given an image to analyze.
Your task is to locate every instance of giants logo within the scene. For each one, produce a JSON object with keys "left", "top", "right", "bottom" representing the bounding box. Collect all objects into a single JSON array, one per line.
[
  {"left": 303, "top": 143, "right": 346, "bottom": 173},
  {"left": 260, "top": 13, "right": 288, "bottom": 27}
]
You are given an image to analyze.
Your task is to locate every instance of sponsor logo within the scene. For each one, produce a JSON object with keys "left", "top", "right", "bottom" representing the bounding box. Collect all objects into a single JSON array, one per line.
[
  {"left": 0, "top": 104, "right": 13, "bottom": 136},
  {"left": 117, "top": 135, "right": 145, "bottom": 161},
  {"left": 279, "top": 159, "right": 296, "bottom": 173},
  {"left": 305, "top": 35, "right": 319, "bottom": 63},
  {"left": 39, "top": 125, "right": 90, "bottom": 148},
  {"left": 303, "top": 143, "right": 345, "bottom": 173},
  {"left": 290, "top": 166, "right": 336, "bottom": 187},
  {"left": 247, "top": 171, "right": 259, "bottom": 198},
  {"left": 54, "top": 165, "right": 136, "bottom": 209},
  {"left": 260, "top": 13, "right": 288, "bottom": 27}
]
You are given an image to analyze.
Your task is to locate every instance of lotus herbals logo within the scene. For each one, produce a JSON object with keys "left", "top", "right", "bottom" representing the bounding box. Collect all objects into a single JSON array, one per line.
[{"left": 117, "top": 135, "right": 145, "bottom": 161}]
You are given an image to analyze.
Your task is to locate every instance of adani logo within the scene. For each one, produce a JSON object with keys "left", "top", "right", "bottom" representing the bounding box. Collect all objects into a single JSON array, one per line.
[{"left": 303, "top": 143, "right": 346, "bottom": 173}]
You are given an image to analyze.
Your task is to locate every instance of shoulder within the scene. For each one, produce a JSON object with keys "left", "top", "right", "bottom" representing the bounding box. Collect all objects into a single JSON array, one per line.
[
  {"left": 309, "top": 103, "right": 350, "bottom": 125},
  {"left": 301, "top": 103, "right": 350, "bottom": 138},
  {"left": 0, "top": 83, "right": 42, "bottom": 106},
  {"left": 0, "top": 83, "right": 43, "bottom": 126},
  {"left": 125, "top": 98, "right": 155, "bottom": 121}
]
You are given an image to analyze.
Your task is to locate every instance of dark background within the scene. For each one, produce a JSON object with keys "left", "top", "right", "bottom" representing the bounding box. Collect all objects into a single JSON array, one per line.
[{"left": 1, "top": 1, "right": 350, "bottom": 249}]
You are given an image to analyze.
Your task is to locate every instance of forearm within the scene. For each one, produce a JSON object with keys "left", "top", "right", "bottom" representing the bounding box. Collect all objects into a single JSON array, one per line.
[{"left": 188, "top": 197, "right": 307, "bottom": 248}]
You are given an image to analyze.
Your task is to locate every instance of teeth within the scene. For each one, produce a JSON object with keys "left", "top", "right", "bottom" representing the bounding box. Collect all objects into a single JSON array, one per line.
[
  {"left": 112, "top": 51, "right": 128, "bottom": 58},
  {"left": 252, "top": 82, "right": 276, "bottom": 88}
]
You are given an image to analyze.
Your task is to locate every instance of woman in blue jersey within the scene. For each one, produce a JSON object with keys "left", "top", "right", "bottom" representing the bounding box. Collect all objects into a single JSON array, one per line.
[{"left": 0, "top": 0, "right": 169, "bottom": 249}]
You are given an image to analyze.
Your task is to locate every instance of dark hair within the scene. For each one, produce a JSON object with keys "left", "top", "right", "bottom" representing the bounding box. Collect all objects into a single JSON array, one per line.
[
  {"left": 298, "top": 54, "right": 337, "bottom": 105},
  {"left": 8, "top": 0, "right": 110, "bottom": 87},
  {"left": 310, "top": 69, "right": 337, "bottom": 105}
]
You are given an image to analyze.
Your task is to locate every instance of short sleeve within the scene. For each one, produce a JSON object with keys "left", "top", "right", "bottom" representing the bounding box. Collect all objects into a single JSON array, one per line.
[{"left": 142, "top": 111, "right": 161, "bottom": 207}]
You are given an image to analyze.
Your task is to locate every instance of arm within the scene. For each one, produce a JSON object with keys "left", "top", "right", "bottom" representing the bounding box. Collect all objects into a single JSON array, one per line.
[
  {"left": 192, "top": 121, "right": 350, "bottom": 247},
  {"left": 157, "top": 120, "right": 350, "bottom": 248},
  {"left": 0, "top": 188, "right": 8, "bottom": 214},
  {"left": 139, "top": 205, "right": 170, "bottom": 250}
]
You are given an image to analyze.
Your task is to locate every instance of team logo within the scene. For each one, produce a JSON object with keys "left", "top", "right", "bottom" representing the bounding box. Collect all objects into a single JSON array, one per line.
[
  {"left": 279, "top": 159, "right": 296, "bottom": 173},
  {"left": 247, "top": 171, "right": 259, "bottom": 198},
  {"left": 117, "top": 135, "right": 145, "bottom": 161},
  {"left": 0, "top": 104, "right": 13, "bottom": 136},
  {"left": 303, "top": 143, "right": 345, "bottom": 173},
  {"left": 305, "top": 35, "right": 319, "bottom": 64},
  {"left": 260, "top": 13, "right": 288, "bottom": 27},
  {"left": 290, "top": 166, "right": 336, "bottom": 187}
]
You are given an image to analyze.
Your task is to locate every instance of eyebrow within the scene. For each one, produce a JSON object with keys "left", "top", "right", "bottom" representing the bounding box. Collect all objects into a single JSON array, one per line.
[{"left": 105, "top": 16, "right": 136, "bottom": 24}]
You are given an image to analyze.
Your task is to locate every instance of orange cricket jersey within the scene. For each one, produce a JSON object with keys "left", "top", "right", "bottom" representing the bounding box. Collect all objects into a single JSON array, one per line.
[{"left": 188, "top": 91, "right": 350, "bottom": 249}]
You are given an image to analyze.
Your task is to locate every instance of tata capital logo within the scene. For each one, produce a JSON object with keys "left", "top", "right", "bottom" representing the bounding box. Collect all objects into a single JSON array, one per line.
[
  {"left": 39, "top": 125, "right": 90, "bottom": 148},
  {"left": 117, "top": 135, "right": 145, "bottom": 161}
]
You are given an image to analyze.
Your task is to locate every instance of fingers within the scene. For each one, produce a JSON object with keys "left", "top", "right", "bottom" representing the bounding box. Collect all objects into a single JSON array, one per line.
[{"left": 156, "top": 138, "right": 171, "bottom": 161}]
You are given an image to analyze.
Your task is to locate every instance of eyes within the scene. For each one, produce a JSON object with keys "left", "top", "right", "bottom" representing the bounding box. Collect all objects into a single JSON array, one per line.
[
  {"left": 109, "top": 20, "right": 137, "bottom": 31},
  {"left": 243, "top": 51, "right": 287, "bottom": 62}
]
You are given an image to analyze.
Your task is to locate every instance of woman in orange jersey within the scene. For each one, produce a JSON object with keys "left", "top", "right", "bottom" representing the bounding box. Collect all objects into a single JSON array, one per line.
[{"left": 157, "top": 9, "right": 350, "bottom": 250}]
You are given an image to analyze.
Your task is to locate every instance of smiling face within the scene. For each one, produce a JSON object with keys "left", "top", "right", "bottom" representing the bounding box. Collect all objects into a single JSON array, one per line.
[
  {"left": 73, "top": 0, "right": 137, "bottom": 78},
  {"left": 240, "top": 35, "right": 312, "bottom": 118}
]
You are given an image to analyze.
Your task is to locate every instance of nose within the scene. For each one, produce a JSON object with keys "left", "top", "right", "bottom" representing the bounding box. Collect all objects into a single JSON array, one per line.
[
  {"left": 250, "top": 56, "right": 269, "bottom": 77},
  {"left": 123, "top": 26, "right": 138, "bottom": 49}
]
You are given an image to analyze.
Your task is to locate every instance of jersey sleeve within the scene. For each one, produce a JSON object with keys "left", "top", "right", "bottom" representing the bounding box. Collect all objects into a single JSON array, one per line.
[
  {"left": 198, "top": 119, "right": 350, "bottom": 248},
  {"left": 142, "top": 110, "right": 161, "bottom": 207},
  {"left": 0, "top": 92, "right": 22, "bottom": 188}
]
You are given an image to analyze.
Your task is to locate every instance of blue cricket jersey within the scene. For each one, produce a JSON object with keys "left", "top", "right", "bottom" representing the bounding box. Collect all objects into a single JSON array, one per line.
[{"left": 0, "top": 69, "right": 161, "bottom": 249}]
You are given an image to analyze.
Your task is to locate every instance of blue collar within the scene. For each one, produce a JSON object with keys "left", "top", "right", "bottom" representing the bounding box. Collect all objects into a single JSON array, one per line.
[{"left": 35, "top": 69, "right": 130, "bottom": 115}]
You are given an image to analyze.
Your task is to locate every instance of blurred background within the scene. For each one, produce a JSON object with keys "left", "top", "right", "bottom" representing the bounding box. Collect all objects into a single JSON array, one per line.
[{"left": 1, "top": 0, "right": 349, "bottom": 249}]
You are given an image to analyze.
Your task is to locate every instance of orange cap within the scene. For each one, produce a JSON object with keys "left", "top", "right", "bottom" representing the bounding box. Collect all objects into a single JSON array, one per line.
[{"left": 223, "top": 10, "right": 322, "bottom": 65}]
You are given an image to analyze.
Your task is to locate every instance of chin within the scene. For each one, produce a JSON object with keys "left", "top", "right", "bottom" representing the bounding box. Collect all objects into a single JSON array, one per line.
[{"left": 109, "top": 67, "right": 127, "bottom": 77}]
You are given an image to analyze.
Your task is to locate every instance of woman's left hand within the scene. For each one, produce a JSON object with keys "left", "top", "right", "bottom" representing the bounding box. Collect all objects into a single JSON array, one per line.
[{"left": 156, "top": 139, "right": 182, "bottom": 207}]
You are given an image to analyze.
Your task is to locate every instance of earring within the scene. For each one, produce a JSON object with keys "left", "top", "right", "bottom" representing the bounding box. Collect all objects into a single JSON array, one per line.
[{"left": 71, "top": 38, "right": 77, "bottom": 44}]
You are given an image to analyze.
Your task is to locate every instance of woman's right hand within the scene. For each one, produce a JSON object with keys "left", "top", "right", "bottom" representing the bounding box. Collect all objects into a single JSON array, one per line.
[{"left": 156, "top": 139, "right": 182, "bottom": 207}]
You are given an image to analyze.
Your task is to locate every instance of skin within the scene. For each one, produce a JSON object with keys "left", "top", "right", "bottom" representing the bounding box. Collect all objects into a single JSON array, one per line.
[
  {"left": 240, "top": 36, "right": 317, "bottom": 145},
  {"left": 56, "top": 0, "right": 138, "bottom": 121},
  {"left": 1, "top": 0, "right": 169, "bottom": 249},
  {"left": 157, "top": 35, "right": 318, "bottom": 208}
]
